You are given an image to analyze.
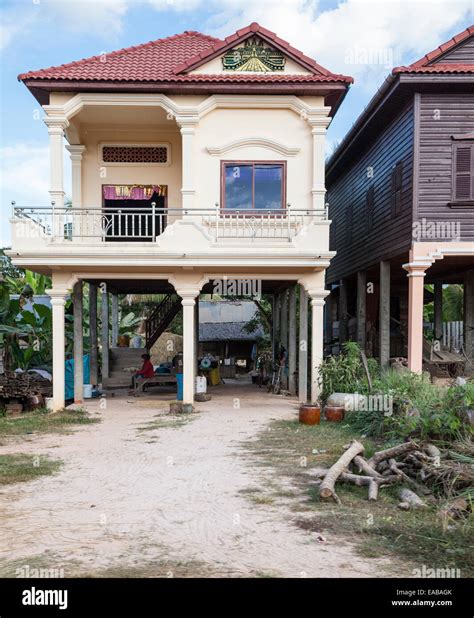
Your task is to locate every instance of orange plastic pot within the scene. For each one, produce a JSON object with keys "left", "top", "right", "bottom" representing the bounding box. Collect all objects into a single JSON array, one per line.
[
  {"left": 299, "top": 404, "right": 321, "bottom": 425},
  {"left": 324, "top": 406, "right": 345, "bottom": 423}
]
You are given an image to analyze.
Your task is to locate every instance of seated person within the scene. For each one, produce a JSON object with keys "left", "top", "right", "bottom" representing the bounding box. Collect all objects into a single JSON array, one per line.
[{"left": 131, "top": 353, "right": 155, "bottom": 388}]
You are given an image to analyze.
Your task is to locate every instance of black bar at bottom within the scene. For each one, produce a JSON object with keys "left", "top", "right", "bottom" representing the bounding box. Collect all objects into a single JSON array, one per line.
[{"left": 0, "top": 577, "right": 471, "bottom": 618}]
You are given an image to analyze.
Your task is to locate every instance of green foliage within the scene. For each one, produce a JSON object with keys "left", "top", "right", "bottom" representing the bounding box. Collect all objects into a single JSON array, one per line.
[
  {"left": 119, "top": 311, "right": 143, "bottom": 337},
  {"left": 318, "top": 341, "right": 377, "bottom": 403},
  {"left": 423, "top": 284, "right": 463, "bottom": 322},
  {"left": 319, "top": 342, "right": 472, "bottom": 442}
]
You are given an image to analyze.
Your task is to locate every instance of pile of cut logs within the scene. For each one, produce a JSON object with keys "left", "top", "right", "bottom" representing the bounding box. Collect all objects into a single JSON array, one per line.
[
  {"left": 309, "top": 439, "right": 444, "bottom": 509},
  {"left": 0, "top": 371, "right": 52, "bottom": 410}
]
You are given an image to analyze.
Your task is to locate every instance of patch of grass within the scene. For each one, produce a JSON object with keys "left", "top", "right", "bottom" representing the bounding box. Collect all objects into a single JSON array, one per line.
[
  {"left": 243, "top": 418, "right": 474, "bottom": 577},
  {"left": 0, "top": 408, "right": 100, "bottom": 439},
  {"left": 137, "top": 413, "right": 196, "bottom": 433},
  {"left": 0, "top": 454, "right": 62, "bottom": 485}
]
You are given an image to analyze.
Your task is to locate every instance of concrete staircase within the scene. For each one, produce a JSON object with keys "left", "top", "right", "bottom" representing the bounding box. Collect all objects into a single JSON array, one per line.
[{"left": 103, "top": 347, "right": 146, "bottom": 389}]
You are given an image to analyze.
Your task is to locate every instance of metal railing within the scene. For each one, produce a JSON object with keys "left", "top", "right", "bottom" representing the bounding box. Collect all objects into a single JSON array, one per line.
[{"left": 11, "top": 202, "right": 328, "bottom": 243}]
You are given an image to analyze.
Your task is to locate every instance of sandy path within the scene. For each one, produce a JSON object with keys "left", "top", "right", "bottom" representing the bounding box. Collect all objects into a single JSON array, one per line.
[{"left": 0, "top": 384, "right": 393, "bottom": 577}]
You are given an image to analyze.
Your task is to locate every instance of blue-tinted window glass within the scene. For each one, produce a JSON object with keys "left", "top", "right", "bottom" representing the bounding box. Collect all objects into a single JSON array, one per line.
[
  {"left": 224, "top": 164, "right": 253, "bottom": 209},
  {"left": 255, "top": 165, "right": 283, "bottom": 210}
]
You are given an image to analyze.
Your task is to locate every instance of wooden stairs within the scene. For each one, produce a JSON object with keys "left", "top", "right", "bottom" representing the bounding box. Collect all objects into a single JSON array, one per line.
[{"left": 145, "top": 294, "right": 182, "bottom": 349}]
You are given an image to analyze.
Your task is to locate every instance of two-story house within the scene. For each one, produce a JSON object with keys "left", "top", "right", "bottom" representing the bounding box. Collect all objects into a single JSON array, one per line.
[
  {"left": 8, "top": 22, "right": 352, "bottom": 410},
  {"left": 326, "top": 26, "right": 474, "bottom": 375}
]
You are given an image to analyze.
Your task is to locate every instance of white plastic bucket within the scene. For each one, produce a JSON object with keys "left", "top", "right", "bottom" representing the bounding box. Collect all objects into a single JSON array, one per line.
[
  {"left": 83, "top": 384, "right": 93, "bottom": 399},
  {"left": 44, "top": 397, "right": 54, "bottom": 411},
  {"left": 195, "top": 376, "right": 207, "bottom": 394}
]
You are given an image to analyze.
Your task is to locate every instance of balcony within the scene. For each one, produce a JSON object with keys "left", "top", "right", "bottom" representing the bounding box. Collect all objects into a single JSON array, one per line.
[{"left": 10, "top": 203, "right": 328, "bottom": 244}]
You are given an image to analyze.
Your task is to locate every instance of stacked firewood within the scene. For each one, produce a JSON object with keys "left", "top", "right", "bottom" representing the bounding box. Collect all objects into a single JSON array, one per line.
[
  {"left": 0, "top": 371, "right": 52, "bottom": 401},
  {"left": 308, "top": 439, "right": 472, "bottom": 511}
]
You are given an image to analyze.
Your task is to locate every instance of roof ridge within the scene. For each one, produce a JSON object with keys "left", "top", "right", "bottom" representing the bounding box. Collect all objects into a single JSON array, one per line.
[
  {"left": 18, "top": 31, "right": 221, "bottom": 81},
  {"left": 393, "top": 24, "right": 474, "bottom": 72},
  {"left": 172, "top": 21, "right": 350, "bottom": 80}
]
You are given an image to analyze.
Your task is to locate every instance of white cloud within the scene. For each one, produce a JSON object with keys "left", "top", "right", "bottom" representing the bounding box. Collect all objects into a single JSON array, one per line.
[
  {"left": 0, "top": 143, "right": 71, "bottom": 246},
  {"left": 50, "top": 0, "right": 128, "bottom": 39}
]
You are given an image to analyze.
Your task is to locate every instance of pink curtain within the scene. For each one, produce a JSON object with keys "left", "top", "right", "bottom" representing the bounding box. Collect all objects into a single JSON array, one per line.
[{"left": 103, "top": 185, "right": 167, "bottom": 200}]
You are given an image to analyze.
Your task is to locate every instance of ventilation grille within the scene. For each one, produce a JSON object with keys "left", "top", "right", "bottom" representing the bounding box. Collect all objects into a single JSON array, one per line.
[{"left": 102, "top": 145, "right": 168, "bottom": 164}]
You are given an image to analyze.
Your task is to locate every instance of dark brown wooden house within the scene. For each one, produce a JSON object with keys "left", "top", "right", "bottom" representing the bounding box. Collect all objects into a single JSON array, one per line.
[{"left": 326, "top": 25, "right": 474, "bottom": 374}]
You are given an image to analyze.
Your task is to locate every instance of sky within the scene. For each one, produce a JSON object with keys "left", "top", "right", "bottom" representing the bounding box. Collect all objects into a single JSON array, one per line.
[{"left": 1, "top": 0, "right": 473, "bottom": 246}]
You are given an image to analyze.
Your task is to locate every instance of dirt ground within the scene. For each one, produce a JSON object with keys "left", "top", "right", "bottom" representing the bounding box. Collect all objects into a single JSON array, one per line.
[{"left": 0, "top": 382, "right": 397, "bottom": 578}]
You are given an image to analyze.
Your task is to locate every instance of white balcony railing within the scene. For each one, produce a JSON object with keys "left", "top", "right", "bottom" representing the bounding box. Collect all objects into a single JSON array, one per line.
[{"left": 11, "top": 202, "right": 328, "bottom": 243}]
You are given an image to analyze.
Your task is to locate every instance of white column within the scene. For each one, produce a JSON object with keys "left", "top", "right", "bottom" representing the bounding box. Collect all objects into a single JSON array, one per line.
[
  {"left": 298, "top": 286, "right": 308, "bottom": 403},
  {"left": 44, "top": 117, "right": 68, "bottom": 209},
  {"left": 309, "top": 117, "right": 330, "bottom": 212},
  {"left": 176, "top": 117, "right": 198, "bottom": 211},
  {"left": 181, "top": 294, "right": 197, "bottom": 405},
  {"left": 65, "top": 145, "right": 86, "bottom": 206},
  {"left": 309, "top": 290, "right": 329, "bottom": 403},
  {"left": 48, "top": 292, "right": 67, "bottom": 411},
  {"left": 73, "top": 281, "right": 84, "bottom": 404}
]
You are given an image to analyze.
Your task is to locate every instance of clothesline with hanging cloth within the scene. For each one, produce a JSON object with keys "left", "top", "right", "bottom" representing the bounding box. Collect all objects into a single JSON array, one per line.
[{"left": 102, "top": 185, "right": 168, "bottom": 200}]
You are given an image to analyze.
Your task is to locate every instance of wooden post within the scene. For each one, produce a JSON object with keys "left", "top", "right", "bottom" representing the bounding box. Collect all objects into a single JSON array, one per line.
[
  {"left": 433, "top": 281, "right": 443, "bottom": 343},
  {"left": 73, "top": 281, "right": 84, "bottom": 404},
  {"left": 379, "top": 261, "right": 391, "bottom": 369},
  {"left": 111, "top": 293, "right": 119, "bottom": 348},
  {"left": 464, "top": 270, "right": 474, "bottom": 366},
  {"left": 280, "top": 289, "right": 289, "bottom": 389},
  {"left": 357, "top": 271, "right": 367, "bottom": 351},
  {"left": 288, "top": 286, "right": 297, "bottom": 396},
  {"left": 101, "top": 284, "right": 109, "bottom": 381},
  {"left": 339, "top": 279, "right": 348, "bottom": 344},
  {"left": 89, "top": 283, "right": 98, "bottom": 386},
  {"left": 299, "top": 286, "right": 308, "bottom": 403}
]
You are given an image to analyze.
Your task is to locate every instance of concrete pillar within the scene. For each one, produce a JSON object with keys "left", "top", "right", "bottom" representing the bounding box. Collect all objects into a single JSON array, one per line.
[
  {"left": 309, "top": 118, "right": 330, "bottom": 211},
  {"left": 101, "top": 285, "right": 109, "bottom": 380},
  {"left": 65, "top": 145, "right": 85, "bottom": 206},
  {"left": 181, "top": 295, "right": 196, "bottom": 404},
  {"left": 44, "top": 117, "right": 68, "bottom": 209},
  {"left": 49, "top": 293, "right": 67, "bottom": 411},
  {"left": 73, "top": 281, "right": 84, "bottom": 404},
  {"left": 280, "top": 289, "right": 289, "bottom": 389},
  {"left": 177, "top": 117, "right": 198, "bottom": 210},
  {"left": 298, "top": 286, "right": 308, "bottom": 403},
  {"left": 89, "top": 283, "right": 98, "bottom": 386},
  {"left": 379, "top": 261, "right": 391, "bottom": 369},
  {"left": 111, "top": 293, "right": 119, "bottom": 348},
  {"left": 434, "top": 281, "right": 443, "bottom": 342},
  {"left": 464, "top": 270, "right": 474, "bottom": 365},
  {"left": 288, "top": 286, "right": 297, "bottom": 396},
  {"left": 339, "top": 279, "right": 348, "bottom": 344},
  {"left": 357, "top": 271, "right": 367, "bottom": 351},
  {"left": 194, "top": 298, "right": 199, "bottom": 373},
  {"left": 310, "top": 292, "right": 327, "bottom": 403},
  {"left": 404, "top": 264, "right": 428, "bottom": 373}
]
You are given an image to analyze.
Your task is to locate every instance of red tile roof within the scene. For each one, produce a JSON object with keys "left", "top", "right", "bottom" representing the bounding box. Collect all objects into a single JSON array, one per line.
[
  {"left": 393, "top": 25, "right": 474, "bottom": 74},
  {"left": 18, "top": 23, "right": 352, "bottom": 84}
]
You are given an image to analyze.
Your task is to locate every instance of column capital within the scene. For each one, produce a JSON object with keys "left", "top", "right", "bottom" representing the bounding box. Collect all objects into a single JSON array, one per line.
[
  {"left": 44, "top": 117, "right": 69, "bottom": 132},
  {"left": 176, "top": 115, "right": 199, "bottom": 132},
  {"left": 308, "top": 288, "right": 330, "bottom": 306},
  {"left": 66, "top": 144, "right": 86, "bottom": 161},
  {"left": 402, "top": 261, "right": 430, "bottom": 277}
]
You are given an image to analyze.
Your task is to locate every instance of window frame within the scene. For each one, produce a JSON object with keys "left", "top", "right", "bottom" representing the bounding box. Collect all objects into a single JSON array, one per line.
[
  {"left": 451, "top": 140, "right": 474, "bottom": 205},
  {"left": 99, "top": 142, "right": 171, "bottom": 167},
  {"left": 220, "top": 160, "right": 287, "bottom": 214}
]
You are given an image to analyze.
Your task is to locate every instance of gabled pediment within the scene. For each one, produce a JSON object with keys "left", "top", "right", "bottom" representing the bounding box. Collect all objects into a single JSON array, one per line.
[{"left": 174, "top": 22, "right": 332, "bottom": 78}]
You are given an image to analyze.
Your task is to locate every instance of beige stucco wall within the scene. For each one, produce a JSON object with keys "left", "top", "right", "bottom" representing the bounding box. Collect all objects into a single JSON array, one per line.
[
  {"left": 80, "top": 127, "right": 182, "bottom": 208},
  {"left": 194, "top": 106, "right": 314, "bottom": 210}
]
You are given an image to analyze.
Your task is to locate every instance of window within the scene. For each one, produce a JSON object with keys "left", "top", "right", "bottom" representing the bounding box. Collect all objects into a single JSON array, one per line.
[
  {"left": 222, "top": 162, "right": 286, "bottom": 211},
  {"left": 366, "top": 186, "right": 375, "bottom": 227},
  {"left": 391, "top": 161, "right": 403, "bottom": 216},
  {"left": 452, "top": 142, "right": 474, "bottom": 203}
]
